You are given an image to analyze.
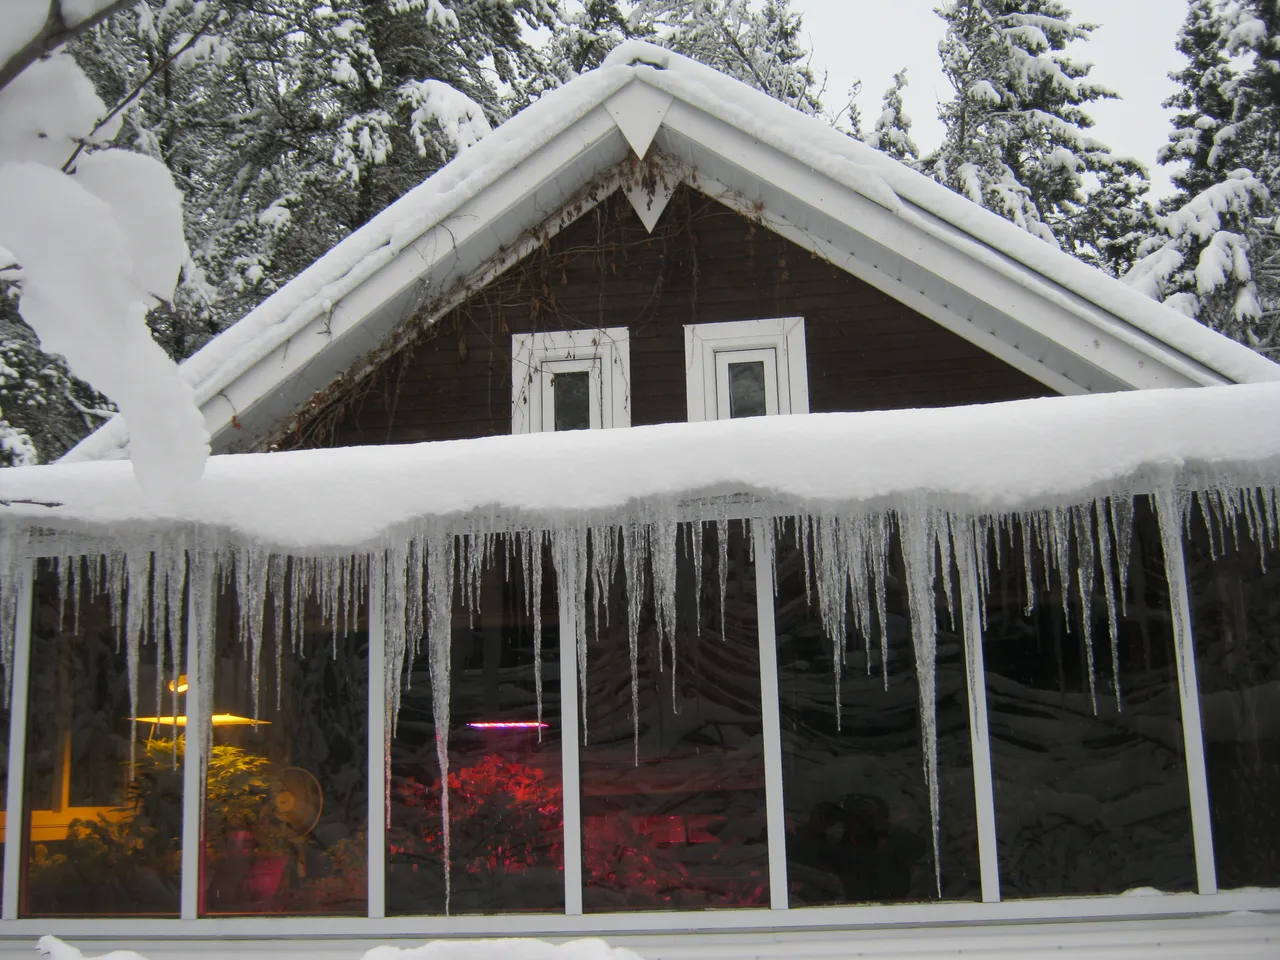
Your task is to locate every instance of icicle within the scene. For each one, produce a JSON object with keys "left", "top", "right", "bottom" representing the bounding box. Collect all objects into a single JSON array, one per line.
[
  {"left": 1094, "top": 500, "right": 1122, "bottom": 710},
  {"left": 691, "top": 520, "right": 705, "bottom": 637},
  {"left": 900, "top": 510, "right": 942, "bottom": 899},
  {"left": 530, "top": 531, "right": 544, "bottom": 736},
  {"left": 1018, "top": 514, "right": 1035, "bottom": 616},
  {"left": 383, "top": 543, "right": 410, "bottom": 738},
  {"left": 1070, "top": 505, "right": 1098, "bottom": 713},
  {"left": 716, "top": 514, "right": 730, "bottom": 641},
  {"left": 124, "top": 549, "right": 151, "bottom": 771},
  {"left": 952, "top": 519, "right": 984, "bottom": 709},
  {"left": 650, "top": 513, "right": 679, "bottom": 706},
  {"left": 425, "top": 529, "right": 456, "bottom": 915},
  {"left": 622, "top": 519, "right": 644, "bottom": 764},
  {"left": 1153, "top": 487, "right": 1196, "bottom": 724},
  {"left": 1111, "top": 495, "right": 1134, "bottom": 612},
  {"left": 869, "top": 513, "right": 891, "bottom": 692}
]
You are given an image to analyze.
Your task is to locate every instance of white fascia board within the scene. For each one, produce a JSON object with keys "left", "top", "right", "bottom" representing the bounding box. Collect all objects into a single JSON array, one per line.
[
  {"left": 659, "top": 100, "right": 1223, "bottom": 392},
  {"left": 204, "top": 107, "right": 626, "bottom": 449}
]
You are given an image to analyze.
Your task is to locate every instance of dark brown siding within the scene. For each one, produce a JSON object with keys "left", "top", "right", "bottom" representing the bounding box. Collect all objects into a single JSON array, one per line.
[{"left": 286, "top": 188, "right": 1050, "bottom": 450}]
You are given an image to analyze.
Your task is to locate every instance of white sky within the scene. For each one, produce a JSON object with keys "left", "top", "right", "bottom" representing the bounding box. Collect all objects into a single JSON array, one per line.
[{"left": 790, "top": 0, "right": 1188, "bottom": 197}]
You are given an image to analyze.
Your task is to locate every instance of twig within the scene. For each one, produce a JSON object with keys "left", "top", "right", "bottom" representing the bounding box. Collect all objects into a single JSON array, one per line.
[{"left": 63, "top": 10, "right": 222, "bottom": 173}]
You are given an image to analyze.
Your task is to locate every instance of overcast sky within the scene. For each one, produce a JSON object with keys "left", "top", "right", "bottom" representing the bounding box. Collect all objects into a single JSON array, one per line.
[{"left": 790, "top": 0, "right": 1188, "bottom": 197}]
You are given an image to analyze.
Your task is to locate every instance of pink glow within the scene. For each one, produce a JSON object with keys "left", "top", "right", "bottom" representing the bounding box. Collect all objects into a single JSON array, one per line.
[{"left": 467, "top": 721, "right": 550, "bottom": 730}]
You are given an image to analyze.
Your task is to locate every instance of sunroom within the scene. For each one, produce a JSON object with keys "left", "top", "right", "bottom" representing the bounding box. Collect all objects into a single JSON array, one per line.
[{"left": 0, "top": 382, "right": 1276, "bottom": 953}]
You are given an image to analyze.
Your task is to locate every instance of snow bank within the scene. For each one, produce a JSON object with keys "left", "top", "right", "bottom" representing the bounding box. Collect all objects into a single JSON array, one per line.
[
  {"left": 7, "top": 383, "right": 1279, "bottom": 552},
  {"left": 36, "top": 937, "right": 646, "bottom": 960},
  {"left": 365, "top": 940, "right": 645, "bottom": 960}
]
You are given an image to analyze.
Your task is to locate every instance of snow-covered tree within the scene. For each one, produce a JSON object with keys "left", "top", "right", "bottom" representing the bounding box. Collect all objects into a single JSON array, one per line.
[
  {"left": 929, "top": 0, "right": 1150, "bottom": 254},
  {"left": 867, "top": 68, "right": 917, "bottom": 162},
  {"left": 632, "top": 0, "right": 824, "bottom": 114},
  {"left": 1124, "top": 0, "right": 1278, "bottom": 354},
  {"left": 0, "top": 0, "right": 209, "bottom": 487},
  {"left": 543, "top": 1, "right": 640, "bottom": 80}
]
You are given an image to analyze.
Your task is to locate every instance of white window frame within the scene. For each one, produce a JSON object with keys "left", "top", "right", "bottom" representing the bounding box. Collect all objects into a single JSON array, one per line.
[
  {"left": 511, "top": 328, "right": 630, "bottom": 434},
  {"left": 684, "top": 317, "right": 809, "bottom": 422}
]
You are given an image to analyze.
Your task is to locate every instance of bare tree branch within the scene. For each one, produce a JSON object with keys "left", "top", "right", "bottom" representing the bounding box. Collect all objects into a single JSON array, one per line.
[{"left": 0, "top": 0, "right": 137, "bottom": 94}]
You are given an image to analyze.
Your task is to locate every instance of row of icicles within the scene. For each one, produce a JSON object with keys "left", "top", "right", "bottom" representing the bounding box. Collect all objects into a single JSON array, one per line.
[{"left": 7, "top": 485, "right": 1278, "bottom": 910}]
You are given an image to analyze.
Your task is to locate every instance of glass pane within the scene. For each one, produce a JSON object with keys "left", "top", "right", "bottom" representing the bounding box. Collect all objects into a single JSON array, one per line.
[
  {"left": 202, "top": 578, "right": 368, "bottom": 916},
  {"left": 23, "top": 560, "right": 182, "bottom": 917},
  {"left": 728, "top": 362, "right": 767, "bottom": 419},
  {"left": 581, "top": 520, "right": 769, "bottom": 911},
  {"left": 777, "top": 523, "right": 980, "bottom": 905},
  {"left": 553, "top": 371, "right": 591, "bottom": 431},
  {"left": 982, "top": 501, "right": 1196, "bottom": 897},
  {"left": 388, "top": 540, "right": 563, "bottom": 915},
  {"left": 1185, "top": 498, "right": 1280, "bottom": 889}
]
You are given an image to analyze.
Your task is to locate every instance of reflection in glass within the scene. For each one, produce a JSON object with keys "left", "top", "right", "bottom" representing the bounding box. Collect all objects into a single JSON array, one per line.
[
  {"left": 776, "top": 523, "right": 980, "bottom": 905},
  {"left": 727, "top": 362, "right": 767, "bottom": 419},
  {"left": 202, "top": 579, "right": 368, "bottom": 916},
  {"left": 982, "top": 503, "right": 1196, "bottom": 897},
  {"left": 553, "top": 371, "right": 591, "bottom": 431},
  {"left": 388, "top": 541, "right": 563, "bottom": 915},
  {"left": 1185, "top": 499, "right": 1280, "bottom": 889},
  {"left": 582, "top": 521, "right": 769, "bottom": 911},
  {"left": 23, "top": 561, "right": 182, "bottom": 917}
]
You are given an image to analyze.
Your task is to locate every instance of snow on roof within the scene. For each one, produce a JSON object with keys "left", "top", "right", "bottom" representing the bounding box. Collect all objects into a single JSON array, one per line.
[
  {"left": 11, "top": 383, "right": 1280, "bottom": 555},
  {"left": 62, "top": 42, "right": 1280, "bottom": 466}
]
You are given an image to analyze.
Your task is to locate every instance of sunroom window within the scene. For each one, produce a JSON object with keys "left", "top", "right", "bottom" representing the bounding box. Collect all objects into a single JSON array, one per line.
[{"left": 511, "top": 328, "right": 630, "bottom": 434}]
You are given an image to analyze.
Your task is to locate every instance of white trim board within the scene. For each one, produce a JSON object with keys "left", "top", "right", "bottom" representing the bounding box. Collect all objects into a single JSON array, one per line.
[{"left": 511, "top": 327, "right": 631, "bottom": 433}]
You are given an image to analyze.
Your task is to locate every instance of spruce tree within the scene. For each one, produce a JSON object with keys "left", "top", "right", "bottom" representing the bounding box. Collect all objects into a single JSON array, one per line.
[
  {"left": 632, "top": 0, "right": 824, "bottom": 114},
  {"left": 867, "top": 69, "right": 918, "bottom": 163},
  {"left": 1124, "top": 0, "right": 1277, "bottom": 353},
  {"left": 930, "top": 0, "right": 1150, "bottom": 253}
]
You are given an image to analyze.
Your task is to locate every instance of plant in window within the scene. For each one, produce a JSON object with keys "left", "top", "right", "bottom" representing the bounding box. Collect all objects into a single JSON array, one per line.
[{"left": 390, "top": 755, "right": 563, "bottom": 877}]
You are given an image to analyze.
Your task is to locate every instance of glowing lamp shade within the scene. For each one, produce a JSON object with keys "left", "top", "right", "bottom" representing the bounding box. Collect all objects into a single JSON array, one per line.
[
  {"left": 467, "top": 721, "right": 549, "bottom": 730},
  {"left": 131, "top": 714, "right": 272, "bottom": 727}
]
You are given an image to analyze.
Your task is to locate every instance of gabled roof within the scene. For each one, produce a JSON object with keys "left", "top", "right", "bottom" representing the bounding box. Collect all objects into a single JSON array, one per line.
[{"left": 64, "top": 42, "right": 1280, "bottom": 463}]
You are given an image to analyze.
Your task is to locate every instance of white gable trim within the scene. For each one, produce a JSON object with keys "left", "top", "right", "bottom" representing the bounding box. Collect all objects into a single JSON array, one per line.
[{"left": 605, "top": 81, "right": 673, "bottom": 159}]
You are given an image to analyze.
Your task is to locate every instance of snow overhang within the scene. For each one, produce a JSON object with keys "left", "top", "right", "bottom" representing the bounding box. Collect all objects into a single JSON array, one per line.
[{"left": 11, "top": 383, "right": 1280, "bottom": 557}]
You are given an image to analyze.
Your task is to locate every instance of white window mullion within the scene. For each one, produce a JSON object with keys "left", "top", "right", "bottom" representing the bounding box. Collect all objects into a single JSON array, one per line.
[
  {"left": 558, "top": 559, "right": 584, "bottom": 916},
  {"left": 1163, "top": 535, "right": 1218, "bottom": 895},
  {"left": 180, "top": 555, "right": 213, "bottom": 920},
  {"left": 2, "top": 561, "right": 35, "bottom": 921},
  {"left": 958, "top": 560, "right": 1001, "bottom": 903},
  {"left": 367, "top": 554, "right": 387, "bottom": 919},
  {"left": 752, "top": 522, "right": 788, "bottom": 910}
]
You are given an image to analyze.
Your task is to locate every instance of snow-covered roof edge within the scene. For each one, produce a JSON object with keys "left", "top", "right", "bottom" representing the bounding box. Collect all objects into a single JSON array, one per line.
[
  {"left": 62, "top": 42, "right": 1280, "bottom": 465},
  {"left": 17, "top": 383, "right": 1280, "bottom": 555}
]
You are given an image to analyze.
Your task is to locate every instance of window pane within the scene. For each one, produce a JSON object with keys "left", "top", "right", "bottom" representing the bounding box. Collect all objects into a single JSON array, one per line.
[
  {"left": 388, "top": 540, "right": 563, "bottom": 915},
  {"left": 23, "top": 561, "right": 182, "bottom": 917},
  {"left": 553, "top": 371, "right": 591, "bottom": 431},
  {"left": 777, "top": 523, "right": 980, "bottom": 905},
  {"left": 581, "top": 521, "right": 769, "bottom": 911},
  {"left": 727, "top": 362, "right": 767, "bottom": 419},
  {"left": 982, "top": 502, "right": 1196, "bottom": 897},
  {"left": 1185, "top": 498, "right": 1280, "bottom": 889},
  {"left": 202, "top": 578, "right": 368, "bottom": 916}
]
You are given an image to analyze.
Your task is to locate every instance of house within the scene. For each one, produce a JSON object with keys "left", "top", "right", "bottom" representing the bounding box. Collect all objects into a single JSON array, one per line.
[{"left": 0, "top": 39, "right": 1277, "bottom": 960}]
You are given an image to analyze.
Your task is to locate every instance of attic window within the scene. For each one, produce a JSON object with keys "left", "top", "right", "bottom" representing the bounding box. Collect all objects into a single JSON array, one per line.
[
  {"left": 684, "top": 317, "right": 809, "bottom": 421},
  {"left": 511, "top": 328, "right": 630, "bottom": 434}
]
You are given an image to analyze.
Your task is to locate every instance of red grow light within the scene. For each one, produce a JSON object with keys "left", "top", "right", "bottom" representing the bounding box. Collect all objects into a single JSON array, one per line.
[{"left": 467, "top": 721, "right": 549, "bottom": 730}]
